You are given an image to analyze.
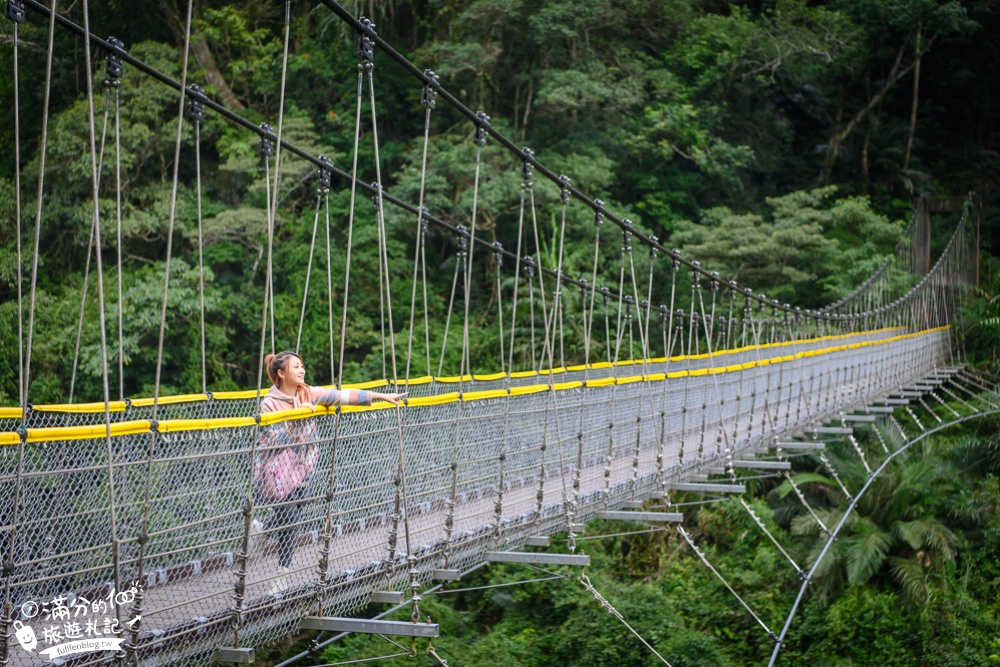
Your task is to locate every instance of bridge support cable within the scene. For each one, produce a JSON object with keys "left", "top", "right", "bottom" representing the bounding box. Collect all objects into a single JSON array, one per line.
[
  {"left": 578, "top": 574, "right": 673, "bottom": 666},
  {"left": 569, "top": 203, "right": 608, "bottom": 542},
  {"left": 8, "top": 0, "right": 24, "bottom": 411},
  {"left": 69, "top": 55, "right": 124, "bottom": 403},
  {"left": 738, "top": 498, "right": 804, "bottom": 579},
  {"left": 74, "top": 0, "right": 137, "bottom": 662},
  {"left": 816, "top": 450, "right": 853, "bottom": 502},
  {"left": 622, "top": 221, "right": 659, "bottom": 505},
  {"left": 654, "top": 258, "right": 680, "bottom": 504},
  {"left": 2, "top": 17, "right": 54, "bottom": 656},
  {"left": 786, "top": 474, "right": 832, "bottom": 537},
  {"left": 677, "top": 527, "right": 779, "bottom": 645},
  {"left": 440, "top": 110, "right": 489, "bottom": 576},
  {"left": 403, "top": 73, "right": 438, "bottom": 386},
  {"left": 295, "top": 174, "right": 325, "bottom": 355},
  {"left": 948, "top": 376, "right": 999, "bottom": 410},
  {"left": 917, "top": 396, "right": 945, "bottom": 424},
  {"left": 549, "top": 177, "right": 578, "bottom": 549},
  {"left": 692, "top": 268, "right": 738, "bottom": 482},
  {"left": 190, "top": 85, "right": 207, "bottom": 397},
  {"left": 2, "top": 2, "right": 25, "bottom": 658},
  {"left": 261, "top": 141, "right": 277, "bottom": 355},
  {"left": 490, "top": 240, "right": 513, "bottom": 550},
  {"left": 266, "top": 0, "right": 295, "bottom": 359},
  {"left": 436, "top": 237, "right": 464, "bottom": 378},
  {"left": 674, "top": 309, "right": 691, "bottom": 476},
  {"left": 599, "top": 229, "right": 631, "bottom": 510},
  {"left": 768, "top": 407, "right": 1000, "bottom": 666},
  {"left": 359, "top": 23, "right": 424, "bottom": 625}
]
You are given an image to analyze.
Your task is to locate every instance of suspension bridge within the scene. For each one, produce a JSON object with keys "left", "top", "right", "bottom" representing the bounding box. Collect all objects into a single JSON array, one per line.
[{"left": 1, "top": 1, "right": 996, "bottom": 666}]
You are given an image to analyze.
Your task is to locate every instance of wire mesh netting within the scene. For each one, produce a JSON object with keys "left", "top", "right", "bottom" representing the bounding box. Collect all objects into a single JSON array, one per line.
[{"left": 0, "top": 327, "right": 954, "bottom": 667}]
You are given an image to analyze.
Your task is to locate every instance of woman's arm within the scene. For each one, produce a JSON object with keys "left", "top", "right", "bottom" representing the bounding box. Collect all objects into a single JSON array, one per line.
[{"left": 309, "top": 387, "right": 407, "bottom": 406}]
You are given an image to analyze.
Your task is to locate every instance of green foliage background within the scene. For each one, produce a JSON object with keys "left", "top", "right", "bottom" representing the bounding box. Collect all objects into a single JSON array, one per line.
[
  {"left": 3, "top": 1, "right": 1000, "bottom": 663},
  {"left": 2, "top": 0, "right": 998, "bottom": 405}
]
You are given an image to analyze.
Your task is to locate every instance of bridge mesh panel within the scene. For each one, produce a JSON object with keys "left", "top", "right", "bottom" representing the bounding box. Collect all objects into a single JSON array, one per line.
[{"left": 0, "top": 329, "right": 954, "bottom": 667}]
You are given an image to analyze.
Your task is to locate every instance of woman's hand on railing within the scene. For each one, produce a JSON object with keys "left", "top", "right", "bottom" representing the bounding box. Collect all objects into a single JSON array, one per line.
[{"left": 371, "top": 391, "right": 407, "bottom": 405}]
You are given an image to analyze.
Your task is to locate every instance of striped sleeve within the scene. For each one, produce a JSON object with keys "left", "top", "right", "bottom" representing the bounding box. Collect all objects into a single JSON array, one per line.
[{"left": 310, "top": 387, "right": 372, "bottom": 406}]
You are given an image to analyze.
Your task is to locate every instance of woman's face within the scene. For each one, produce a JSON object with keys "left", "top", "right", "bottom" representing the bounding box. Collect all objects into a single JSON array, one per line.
[{"left": 281, "top": 356, "right": 306, "bottom": 386}]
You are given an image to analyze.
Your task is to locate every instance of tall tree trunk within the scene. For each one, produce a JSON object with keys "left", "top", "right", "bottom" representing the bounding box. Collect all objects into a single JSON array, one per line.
[
  {"left": 903, "top": 24, "right": 922, "bottom": 172},
  {"left": 819, "top": 37, "right": 930, "bottom": 183},
  {"left": 157, "top": 0, "right": 245, "bottom": 111}
]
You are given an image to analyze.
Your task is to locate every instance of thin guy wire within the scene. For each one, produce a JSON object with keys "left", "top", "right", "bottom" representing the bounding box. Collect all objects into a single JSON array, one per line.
[
  {"left": 13, "top": 16, "right": 23, "bottom": 408},
  {"left": 297, "top": 192, "right": 323, "bottom": 353},
  {"left": 114, "top": 83, "right": 124, "bottom": 399},
  {"left": 195, "top": 118, "right": 206, "bottom": 394},
  {"left": 404, "top": 103, "right": 433, "bottom": 386},
  {"left": 22, "top": 0, "right": 58, "bottom": 410}
]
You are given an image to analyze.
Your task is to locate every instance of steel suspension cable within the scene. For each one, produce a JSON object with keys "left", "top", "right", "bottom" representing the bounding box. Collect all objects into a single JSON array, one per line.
[
  {"left": 113, "top": 71, "right": 125, "bottom": 399},
  {"left": 363, "top": 43, "right": 422, "bottom": 620},
  {"left": 262, "top": 145, "right": 276, "bottom": 354},
  {"left": 76, "top": 0, "right": 132, "bottom": 657},
  {"left": 437, "top": 240, "right": 464, "bottom": 377},
  {"left": 184, "top": 84, "right": 208, "bottom": 395},
  {"left": 21, "top": 0, "right": 56, "bottom": 412},
  {"left": 579, "top": 573, "right": 673, "bottom": 666},
  {"left": 132, "top": 0, "right": 196, "bottom": 655},
  {"left": 677, "top": 526, "right": 777, "bottom": 642},
  {"left": 2, "top": 3, "right": 27, "bottom": 665},
  {"left": 570, "top": 206, "right": 605, "bottom": 524},
  {"left": 403, "top": 73, "right": 437, "bottom": 386},
  {"left": 10, "top": 0, "right": 24, "bottom": 408},
  {"left": 68, "top": 82, "right": 112, "bottom": 403},
  {"left": 546, "top": 178, "right": 574, "bottom": 544},
  {"left": 266, "top": 0, "right": 295, "bottom": 354},
  {"left": 296, "top": 186, "right": 324, "bottom": 354}
]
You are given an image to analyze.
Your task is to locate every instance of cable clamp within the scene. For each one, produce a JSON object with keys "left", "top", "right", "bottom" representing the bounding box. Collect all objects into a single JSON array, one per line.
[
  {"left": 621, "top": 221, "right": 632, "bottom": 251},
  {"left": 4, "top": 0, "right": 24, "bottom": 24},
  {"left": 473, "top": 111, "right": 491, "bottom": 146},
  {"left": 357, "top": 16, "right": 376, "bottom": 66},
  {"left": 521, "top": 147, "right": 534, "bottom": 186},
  {"left": 316, "top": 155, "right": 333, "bottom": 195},
  {"left": 370, "top": 181, "right": 384, "bottom": 211},
  {"left": 258, "top": 122, "right": 276, "bottom": 157},
  {"left": 421, "top": 69, "right": 439, "bottom": 108},
  {"left": 104, "top": 36, "right": 126, "bottom": 85},
  {"left": 185, "top": 83, "right": 205, "bottom": 123},
  {"left": 558, "top": 175, "right": 571, "bottom": 205}
]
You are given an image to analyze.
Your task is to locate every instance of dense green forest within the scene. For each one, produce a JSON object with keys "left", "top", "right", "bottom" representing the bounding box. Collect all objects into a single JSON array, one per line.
[
  {"left": 280, "top": 416, "right": 1000, "bottom": 666},
  {"left": 1, "top": 0, "right": 999, "bottom": 404},
  {"left": 3, "top": 1, "right": 1000, "bottom": 664}
]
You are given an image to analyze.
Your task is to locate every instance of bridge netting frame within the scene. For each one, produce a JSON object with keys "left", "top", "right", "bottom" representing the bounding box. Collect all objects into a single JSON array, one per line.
[{"left": 0, "top": 1, "right": 986, "bottom": 666}]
